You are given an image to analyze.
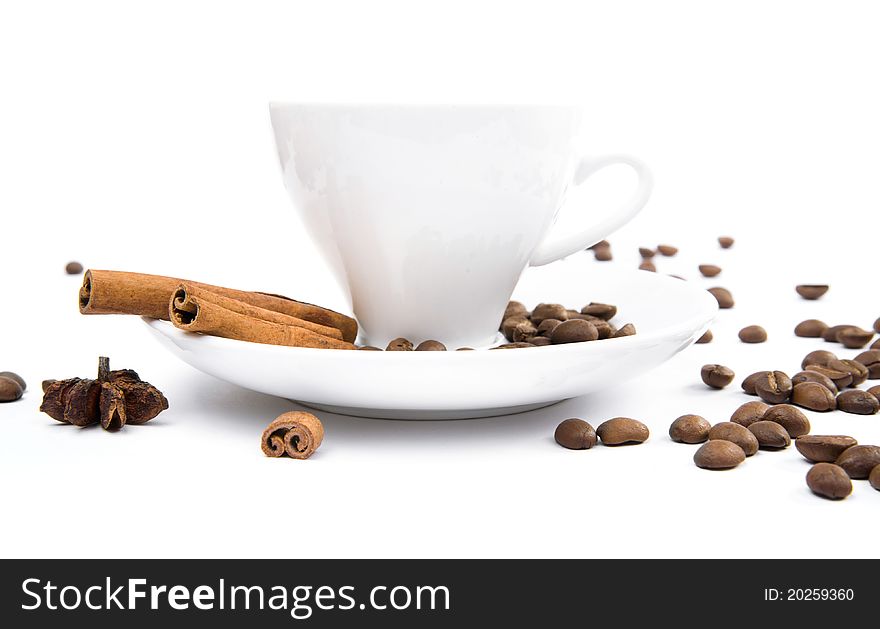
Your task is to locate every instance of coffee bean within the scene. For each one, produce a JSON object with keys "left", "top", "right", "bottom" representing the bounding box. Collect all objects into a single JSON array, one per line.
[
  {"left": 531, "top": 303, "right": 569, "bottom": 325},
  {"left": 708, "top": 422, "right": 759, "bottom": 456},
  {"left": 806, "top": 463, "right": 852, "bottom": 500},
  {"left": 536, "top": 319, "right": 562, "bottom": 336},
  {"left": 0, "top": 377, "right": 23, "bottom": 402},
  {"left": 529, "top": 336, "right": 552, "bottom": 346},
  {"left": 730, "top": 401, "right": 770, "bottom": 427},
  {"left": 718, "top": 236, "right": 735, "bottom": 249},
  {"left": 837, "top": 326, "right": 874, "bottom": 349},
  {"left": 822, "top": 324, "right": 857, "bottom": 343},
  {"left": 695, "top": 329, "right": 713, "bottom": 344},
  {"left": 698, "top": 264, "right": 721, "bottom": 277},
  {"left": 801, "top": 350, "right": 837, "bottom": 370},
  {"left": 795, "top": 435, "right": 858, "bottom": 463},
  {"left": 795, "top": 284, "right": 829, "bottom": 300},
  {"left": 869, "top": 385, "right": 880, "bottom": 403},
  {"left": 836, "top": 359, "right": 868, "bottom": 386},
  {"left": 754, "top": 371, "right": 792, "bottom": 404},
  {"left": 762, "top": 404, "right": 810, "bottom": 438},
  {"left": 65, "top": 261, "right": 84, "bottom": 275},
  {"left": 803, "top": 364, "right": 852, "bottom": 390},
  {"left": 791, "top": 370, "right": 838, "bottom": 394},
  {"left": 415, "top": 340, "right": 447, "bottom": 351},
  {"left": 794, "top": 319, "right": 828, "bottom": 338},
  {"left": 580, "top": 302, "right": 617, "bottom": 320},
  {"left": 638, "top": 260, "right": 656, "bottom": 272},
  {"left": 358, "top": 346, "right": 383, "bottom": 351},
  {"left": 853, "top": 350, "right": 880, "bottom": 379},
  {"left": 503, "top": 301, "right": 529, "bottom": 321},
  {"left": 835, "top": 445, "right": 880, "bottom": 479},
  {"left": 0, "top": 371, "right": 26, "bottom": 392},
  {"left": 639, "top": 247, "right": 655, "bottom": 258},
  {"left": 836, "top": 389, "right": 880, "bottom": 415},
  {"left": 748, "top": 420, "right": 791, "bottom": 450},
  {"left": 512, "top": 320, "right": 538, "bottom": 342},
  {"left": 701, "top": 364, "right": 735, "bottom": 389},
  {"left": 707, "top": 287, "right": 734, "bottom": 309},
  {"left": 386, "top": 337, "right": 413, "bottom": 351},
  {"left": 694, "top": 440, "right": 745, "bottom": 469},
  {"left": 594, "top": 247, "right": 612, "bottom": 261},
  {"left": 870, "top": 465, "right": 880, "bottom": 491},
  {"left": 791, "top": 382, "right": 837, "bottom": 412},
  {"left": 501, "top": 316, "right": 530, "bottom": 339},
  {"left": 741, "top": 371, "right": 769, "bottom": 395},
  {"left": 596, "top": 417, "right": 649, "bottom": 445},
  {"left": 551, "top": 319, "right": 599, "bottom": 344},
  {"left": 554, "top": 418, "right": 598, "bottom": 450},
  {"left": 738, "top": 325, "right": 767, "bottom": 343},
  {"left": 669, "top": 414, "right": 711, "bottom": 444},
  {"left": 613, "top": 323, "right": 636, "bottom": 338},
  {"left": 657, "top": 244, "right": 678, "bottom": 256},
  {"left": 491, "top": 342, "right": 535, "bottom": 350}
]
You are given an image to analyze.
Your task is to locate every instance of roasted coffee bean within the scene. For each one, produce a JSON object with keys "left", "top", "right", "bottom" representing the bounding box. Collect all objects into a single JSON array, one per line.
[
  {"left": 806, "top": 463, "right": 852, "bottom": 500},
  {"left": 707, "top": 287, "right": 734, "bottom": 309},
  {"left": 639, "top": 247, "right": 655, "bottom": 258},
  {"left": 529, "top": 336, "right": 552, "bottom": 346},
  {"left": 801, "top": 349, "right": 837, "bottom": 370},
  {"left": 669, "top": 414, "right": 711, "bottom": 444},
  {"left": 698, "top": 264, "right": 721, "bottom": 277},
  {"left": 730, "top": 401, "right": 770, "bottom": 427},
  {"left": 501, "top": 316, "right": 530, "bottom": 339},
  {"left": 503, "top": 301, "right": 529, "bottom": 320},
  {"left": 65, "top": 261, "right": 84, "bottom": 275},
  {"left": 853, "top": 350, "right": 880, "bottom": 379},
  {"left": 754, "top": 371, "right": 792, "bottom": 404},
  {"left": 835, "top": 445, "right": 880, "bottom": 479},
  {"left": 836, "top": 389, "right": 880, "bottom": 415},
  {"left": 837, "top": 327, "right": 874, "bottom": 349},
  {"left": 415, "top": 340, "right": 447, "bottom": 351},
  {"left": 791, "top": 382, "right": 837, "bottom": 412},
  {"left": 741, "top": 371, "right": 770, "bottom": 395},
  {"left": 795, "top": 435, "right": 858, "bottom": 463},
  {"left": 594, "top": 247, "right": 612, "bottom": 261},
  {"left": 708, "top": 422, "right": 759, "bottom": 456},
  {"left": 531, "top": 303, "right": 569, "bottom": 325},
  {"left": 580, "top": 302, "right": 617, "bottom": 320},
  {"left": 551, "top": 319, "right": 599, "bottom": 344},
  {"left": 638, "top": 260, "right": 656, "bottom": 272},
  {"left": 694, "top": 440, "right": 745, "bottom": 469},
  {"left": 836, "top": 359, "right": 868, "bottom": 386},
  {"left": 358, "top": 346, "right": 383, "bottom": 351},
  {"left": 701, "top": 364, "right": 735, "bottom": 389},
  {"left": 791, "top": 370, "right": 838, "bottom": 394},
  {"left": 613, "top": 323, "right": 636, "bottom": 338},
  {"left": 536, "top": 318, "right": 562, "bottom": 336},
  {"left": 596, "top": 417, "right": 649, "bottom": 445},
  {"left": 657, "top": 244, "right": 678, "bottom": 256},
  {"left": 554, "top": 418, "right": 598, "bottom": 450},
  {"left": 794, "top": 319, "right": 829, "bottom": 338},
  {"left": 822, "top": 324, "right": 858, "bottom": 343},
  {"left": 762, "top": 404, "right": 810, "bottom": 438},
  {"left": 803, "top": 364, "right": 852, "bottom": 390},
  {"left": 695, "top": 329, "right": 713, "bottom": 344},
  {"left": 870, "top": 465, "right": 880, "bottom": 491},
  {"left": 738, "top": 325, "right": 767, "bottom": 344},
  {"left": 869, "top": 385, "right": 880, "bottom": 403},
  {"left": 0, "top": 371, "right": 26, "bottom": 392},
  {"left": 748, "top": 420, "right": 791, "bottom": 450},
  {"left": 386, "top": 337, "right": 413, "bottom": 351},
  {"left": 718, "top": 236, "right": 734, "bottom": 249},
  {"left": 0, "top": 377, "right": 23, "bottom": 402},
  {"left": 512, "top": 321, "right": 538, "bottom": 342},
  {"left": 795, "top": 284, "right": 829, "bottom": 300},
  {"left": 491, "top": 342, "right": 535, "bottom": 350}
]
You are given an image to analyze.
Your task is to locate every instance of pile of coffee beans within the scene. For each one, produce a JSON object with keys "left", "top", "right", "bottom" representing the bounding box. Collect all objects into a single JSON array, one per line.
[
  {"left": 555, "top": 417, "right": 649, "bottom": 449},
  {"left": 0, "top": 371, "right": 25, "bottom": 403}
]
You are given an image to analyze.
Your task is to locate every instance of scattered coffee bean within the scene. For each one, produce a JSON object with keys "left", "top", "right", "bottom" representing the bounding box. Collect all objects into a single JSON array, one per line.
[
  {"left": 835, "top": 445, "right": 880, "bottom": 479},
  {"left": 853, "top": 350, "right": 880, "bottom": 379},
  {"left": 801, "top": 350, "right": 837, "bottom": 370},
  {"left": 503, "top": 301, "right": 529, "bottom": 320},
  {"left": 869, "top": 385, "right": 880, "bottom": 403},
  {"left": 822, "top": 324, "right": 857, "bottom": 343},
  {"left": 795, "top": 435, "right": 858, "bottom": 463},
  {"left": 554, "top": 418, "right": 598, "bottom": 450},
  {"left": 536, "top": 318, "right": 562, "bottom": 336},
  {"left": 639, "top": 247, "right": 655, "bottom": 258},
  {"left": 791, "top": 370, "right": 838, "bottom": 394},
  {"left": 754, "top": 371, "right": 792, "bottom": 404},
  {"left": 657, "top": 244, "right": 678, "bottom": 256},
  {"left": 386, "top": 338, "right": 413, "bottom": 351},
  {"left": 531, "top": 303, "right": 569, "bottom": 325},
  {"left": 698, "top": 264, "right": 721, "bottom": 277},
  {"left": 707, "top": 287, "right": 734, "bottom": 308},
  {"left": 791, "top": 381, "right": 837, "bottom": 412},
  {"left": 358, "top": 346, "right": 383, "bottom": 351},
  {"left": 694, "top": 440, "right": 745, "bottom": 469},
  {"left": 795, "top": 284, "right": 829, "bottom": 300},
  {"left": 669, "top": 414, "right": 711, "bottom": 444},
  {"left": 491, "top": 342, "right": 535, "bottom": 350},
  {"left": 730, "top": 401, "right": 770, "bottom": 427},
  {"left": 836, "top": 389, "right": 880, "bottom": 415},
  {"left": 836, "top": 359, "right": 868, "bottom": 386},
  {"left": 837, "top": 326, "right": 874, "bottom": 349},
  {"left": 529, "top": 336, "right": 552, "bottom": 346},
  {"left": 613, "top": 323, "right": 636, "bottom": 338},
  {"left": 596, "top": 417, "right": 649, "bottom": 445},
  {"left": 762, "top": 404, "right": 810, "bottom": 438},
  {"left": 551, "top": 319, "right": 598, "bottom": 344},
  {"left": 718, "top": 236, "right": 734, "bottom": 249},
  {"left": 794, "top": 319, "right": 828, "bottom": 338},
  {"left": 708, "top": 422, "right": 759, "bottom": 456},
  {"left": 701, "top": 364, "right": 735, "bottom": 389},
  {"left": 415, "top": 340, "right": 447, "bottom": 351},
  {"left": 695, "top": 329, "right": 713, "bottom": 344},
  {"left": 512, "top": 320, "right": 538, "bottom": 342},
  {"left": 738, "top": 325, "right": 767, "bottom": 343},
  {"left": 0, "top": 371, "right": 26, "bottom": 392},
  {"left": 580, "top": 302, "right": 617, "bottom": 320},
  {"left": 870, "top": 464, "right": 880, "bottom": 491},
  {"left": 65, "top": 261, "right": 84, "bottom": 275},
  {"left": 741, "top": 371, "right": 770, "bottom": 395},
  {"left": 638, "top": 260, "right": 656, "bottom": 272},
  {"left": 748, "top": 420, "right": 791, "bottom": 450},
  {"left": 594, "top": 247, "right": 612, "bottom": 261},
  {"left": 806, "top": 463, "right": 852, "bottom": 500},
  {"left": 803, "top": 364, "right": 852, "bottom": 390},
  {"left": 0, "top": 377, "right": 23, "bottom": 403}
]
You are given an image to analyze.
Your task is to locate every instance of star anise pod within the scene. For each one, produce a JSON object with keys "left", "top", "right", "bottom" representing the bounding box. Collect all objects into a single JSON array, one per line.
[{"left": 40, "top": 357, "right": 168, "bottom": 430}]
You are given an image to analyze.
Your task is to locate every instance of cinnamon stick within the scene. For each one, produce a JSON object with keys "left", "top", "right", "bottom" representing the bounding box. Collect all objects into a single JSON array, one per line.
[
  {"left": 260, "top": 412, "right": 324, "bottom": 459},
  {"left": 170, "top": 284, "right": 355, "bottom": 350},
  {"left": 79, "top": 270, "right": 358, "bottom": 342}
]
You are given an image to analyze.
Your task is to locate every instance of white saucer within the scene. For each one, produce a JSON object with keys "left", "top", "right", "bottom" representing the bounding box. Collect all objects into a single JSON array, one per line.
[{"left": 143, "top": 261, "right": 717, "bottom": 419}]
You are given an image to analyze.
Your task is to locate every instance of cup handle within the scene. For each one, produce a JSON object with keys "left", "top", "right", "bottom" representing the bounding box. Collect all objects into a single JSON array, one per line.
[{"left": 528, "top": 154, "right": 653, "bottom": 267}]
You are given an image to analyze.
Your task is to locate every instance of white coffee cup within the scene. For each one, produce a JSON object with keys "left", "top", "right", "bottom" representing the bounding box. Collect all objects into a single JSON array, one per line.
[{"left": 269, "top": 104, "right": 652, "bottom": 348}]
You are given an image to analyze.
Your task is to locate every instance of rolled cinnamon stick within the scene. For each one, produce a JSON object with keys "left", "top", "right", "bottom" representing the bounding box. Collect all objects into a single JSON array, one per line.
[
  {"left": 260, "top": 411, "right": 324, "bottom": 459},
  {"left": 170, "top": 284, "right": 355, "bottom": 350},
  {"left": 79, "top": 270, "right": 358, "bottom": 342}
]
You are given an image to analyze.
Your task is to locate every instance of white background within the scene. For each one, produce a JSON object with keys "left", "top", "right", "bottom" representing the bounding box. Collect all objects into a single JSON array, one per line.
[{"left": 1, "top": 0, "right": 879, "bottom": 558}]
